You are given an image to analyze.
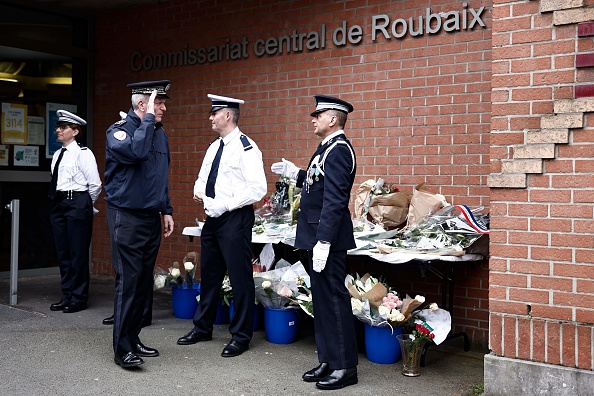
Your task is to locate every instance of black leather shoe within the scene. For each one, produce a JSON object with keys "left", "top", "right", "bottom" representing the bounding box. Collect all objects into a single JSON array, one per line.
[
  {"left": 302, "top": 362, "right": 331, "bottom": 382},
  {"left": 62, "top": 301, "right": 87, "bottom": 313},
  {"left": 177, "top": 329, "right": 212, "bottom": 345},
  {"left": 221, "top": 340, "right": 249, "bottom": 357},
  {"left": 102, "top": 315, "right": 114, "bottom": 325},
  {"left": 133, "top": 342, "right": 159, "bottom": 357},
  {"left": 50, "top": 300, "right": 69, "bottom": 311},
  {"left": 316, "top": 367, "right": 358, "bottom": 390},
  {"left": 114, "top": 352, "right": 144, "bottom": 369}
]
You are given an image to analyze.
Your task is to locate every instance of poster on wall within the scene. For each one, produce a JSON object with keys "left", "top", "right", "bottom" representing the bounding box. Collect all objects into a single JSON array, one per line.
[
  {"left": 0, "top": 144, "right": 9, "bottom": 166},
  {"left": 27, "top": 116, "right": 45, "bottom": 145},
  {"left": 46, "top": 102, "right": 76, "bottom": 158},
  {"left": 1, "top": 103, "right": 28, "bottom": 144},
  {"left": 13, "top": 145, "right": 39, "bottom": 167}
]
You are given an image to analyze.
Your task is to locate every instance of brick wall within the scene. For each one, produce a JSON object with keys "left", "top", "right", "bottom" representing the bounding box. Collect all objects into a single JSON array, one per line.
[
  {"left": 489, "top": 0, "right": 594, "bottom": 371},
  {"left": 92, "top": 0, "right": 493, "bottom": 348}
]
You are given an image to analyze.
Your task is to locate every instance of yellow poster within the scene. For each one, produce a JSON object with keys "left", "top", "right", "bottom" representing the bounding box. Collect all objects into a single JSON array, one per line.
[{"left": 1, "top": 103, "right": 28, "bottom": 144}]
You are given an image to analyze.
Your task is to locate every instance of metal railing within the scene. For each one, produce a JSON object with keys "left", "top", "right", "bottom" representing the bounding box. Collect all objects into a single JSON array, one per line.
[{"left": 5, "top": 199, "right": 20, "bottom": 305}]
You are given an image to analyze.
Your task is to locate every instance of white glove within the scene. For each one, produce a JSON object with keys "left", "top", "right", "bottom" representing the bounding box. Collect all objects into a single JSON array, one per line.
[
  {"left": 312, "top": 241, "right": 331, "bottom": 272},
  {"left": 270, "top": 158, "right": 300, "bottom": 181},
  {"left": 203, "top": 196, "right": 227, "bottom": 218}
]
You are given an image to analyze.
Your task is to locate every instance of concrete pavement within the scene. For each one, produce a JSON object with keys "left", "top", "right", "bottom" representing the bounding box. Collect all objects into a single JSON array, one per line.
[{"left": 0, "top": 274, "right": 485, "bottom": 395}]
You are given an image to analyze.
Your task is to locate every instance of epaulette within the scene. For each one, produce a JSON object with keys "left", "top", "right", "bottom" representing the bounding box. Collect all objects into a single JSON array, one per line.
[
  {"left": 114, "top": 119, "right": 126, "bottom": 127},
  {"left": 240, "top": 135, "right": 252, "bottom": 151},
  {"left": 77, "top": 143, "right": 88, "bottom": 150}
]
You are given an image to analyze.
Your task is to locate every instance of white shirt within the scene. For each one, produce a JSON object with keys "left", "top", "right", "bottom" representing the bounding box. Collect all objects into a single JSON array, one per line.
[
  {"left": 51, "top": 140, "right": 102, "bottom": 203},
  {"left": 194, "top": 127, "right": 267, "bottom": 211}
]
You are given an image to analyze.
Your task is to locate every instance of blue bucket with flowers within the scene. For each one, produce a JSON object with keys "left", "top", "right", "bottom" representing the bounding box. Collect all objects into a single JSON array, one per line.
[
  {"left": 364, "top": 323, "right": 404, "bottom": 364},
  {"left": 172, "top": 283, "right": 200, "bottom": 319},
  {"left": 264, "top": 306, "right": 300, "bottom": 344}
]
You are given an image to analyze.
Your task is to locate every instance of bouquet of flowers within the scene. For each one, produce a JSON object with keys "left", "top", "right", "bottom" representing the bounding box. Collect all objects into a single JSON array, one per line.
[
  {"left": 253, "top": 260, "right": 310, "bottom": 312},
  {"left": 220, "top": 273, "right": 233, "bottom": 306},
  {"left": 291, "top": 276, "right": 313, "bottom": 317},
  {"left": 154, "top": 252, "right": 198, "bottom": 289}
]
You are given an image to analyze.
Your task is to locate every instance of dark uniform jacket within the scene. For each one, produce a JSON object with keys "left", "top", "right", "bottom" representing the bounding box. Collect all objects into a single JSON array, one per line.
[
  {"left": 104, "top": 109, "right": 173, "bottom": 215},
  {"left": 295, "top": 133, "right": 356, "bottom": 251}
]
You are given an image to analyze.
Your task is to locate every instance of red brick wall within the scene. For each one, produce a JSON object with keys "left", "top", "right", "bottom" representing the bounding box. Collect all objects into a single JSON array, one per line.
[
  {"left": 92, "top": 0, "right": 492, "bottom": 348},
  {"left": 490, "top": 0, "right": 594, "bottom": 370}
]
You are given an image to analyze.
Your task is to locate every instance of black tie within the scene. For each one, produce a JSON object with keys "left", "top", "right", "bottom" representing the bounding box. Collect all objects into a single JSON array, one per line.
[
  {"left": 48, "top": 148, "right": 66, "bottom": 200},
  {"left": 205, "top": 139, "right": 224, "bottom": 198}
]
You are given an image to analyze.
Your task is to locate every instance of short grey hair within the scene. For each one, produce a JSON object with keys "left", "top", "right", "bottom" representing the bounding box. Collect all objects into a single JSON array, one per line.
[{"left": 131, "top": 94, "right": 149, "bottom": 110}]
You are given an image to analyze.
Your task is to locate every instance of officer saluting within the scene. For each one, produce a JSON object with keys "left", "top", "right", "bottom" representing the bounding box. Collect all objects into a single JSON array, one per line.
[
  {"left": 177, "top": 94, "right": 267, "bottom": 358},
  {"left": 271, "top": 95, "right": 358, "bottom": 390},
  {"left": 104, "top": 80, "right": 174, "bottom": 369},
  {"left": 49, "top": 110, "right": 102, "bottom": 314}
]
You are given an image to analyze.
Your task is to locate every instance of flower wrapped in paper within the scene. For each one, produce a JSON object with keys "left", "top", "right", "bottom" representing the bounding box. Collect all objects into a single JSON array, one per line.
[
  {"left": 354, "top": 178, "right": 409, "bottom": 229},
  {"left": 154, "top": 251, "right": 199, "bottom": 289},
  {"left": 254, "top": 260, "right": 311, "bottom": 312}
]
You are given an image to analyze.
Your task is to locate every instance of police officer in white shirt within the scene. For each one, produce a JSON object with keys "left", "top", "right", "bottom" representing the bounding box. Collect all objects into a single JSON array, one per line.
[
  {"left": 177, "top": 94, "right": 267, "bottom": 358},
  {"left": 49, "top": 110, "right": 102, "bottom": 314}
]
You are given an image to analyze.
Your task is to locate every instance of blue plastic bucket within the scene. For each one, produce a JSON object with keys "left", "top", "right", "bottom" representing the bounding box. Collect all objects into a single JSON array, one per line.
[
  {"left": 364, "top": 323, "right": 404, "bottom": 364},
  {"left": 264, "top": 306, "right": 299, "bottom": 344},
  {"left": 171, "top": 283, "right": 200, "bottom": 319}
]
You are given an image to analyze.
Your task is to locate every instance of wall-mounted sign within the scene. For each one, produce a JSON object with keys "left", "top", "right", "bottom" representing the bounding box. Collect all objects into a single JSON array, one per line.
[{"left": 1, "top": 103, "right": 28, "bottom": 144}]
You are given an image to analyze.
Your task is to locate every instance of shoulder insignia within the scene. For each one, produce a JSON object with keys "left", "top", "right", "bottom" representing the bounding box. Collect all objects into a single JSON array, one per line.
[
  {"left": 114, "top": 131, "right": 127, "bottom": 141},
  {"left": 114, "top": 120, "right": 126, "bottom": 126},
  {"left": 240, "top": 135, "right": 252, "bottom": 151},
  {"left": 77, "top": 142, "right": 87, "bottom": 150}
]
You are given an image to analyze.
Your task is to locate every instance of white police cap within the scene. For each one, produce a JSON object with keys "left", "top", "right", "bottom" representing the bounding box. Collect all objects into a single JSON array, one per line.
[
  {"left": 310, "top": 94, "right": 354, "bottom": 117},
  {"left": 208, "top": 94, "right": 245, "bottom": 113},
  {"left": 56, "top": 110, "right": 86, "bottom": 126}
]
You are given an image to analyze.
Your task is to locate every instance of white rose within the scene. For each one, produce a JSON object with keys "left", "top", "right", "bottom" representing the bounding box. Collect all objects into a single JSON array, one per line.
[
  {"left": 378, "top": 304, "right": 390, "bottom": 319},
  {"left": 170, "top": 268, "right": 181, "bottom": 278},
  {"left": 262, "top": 280, "right": 272, "bottom": 289},
  {"left": 154, "top": 275, "right": 165, "bottom": 289},
  {"left": 415, "top": 295, "right": 425, "bottom": 304},
  {"left": 392, "top": 312, "right": 405, "bottom": 322},
  {"left": 429, "top": 302, "right": 439, "bottom": 311},
  {"left": 184, "top": 262, "right": 194, "bottom": 272},
  {"left": 351, "top": 298, "right": 364, "bottom": 315}
]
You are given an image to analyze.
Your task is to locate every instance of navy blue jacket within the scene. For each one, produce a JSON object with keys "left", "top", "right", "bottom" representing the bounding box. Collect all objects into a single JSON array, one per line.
[
  {"left": 104, "top": 109, "right": 173, "bottom": 215},
  {"left": 294, "top": 134, "right": 356, "bottom": 251}
]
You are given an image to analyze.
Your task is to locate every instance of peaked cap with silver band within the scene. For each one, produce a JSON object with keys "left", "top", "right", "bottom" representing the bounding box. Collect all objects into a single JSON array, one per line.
[
  {"left": 55, "top": 110, "right": 86, "bottom": 126},
  {"left": 310, "top": 94, "right": 354, "bottom": 116},
  {"left": 127, "top": 80, "right": 171, "bottom": 99},
  {"left": 208, "top": 94, "right": 245, "bottom": 113}
]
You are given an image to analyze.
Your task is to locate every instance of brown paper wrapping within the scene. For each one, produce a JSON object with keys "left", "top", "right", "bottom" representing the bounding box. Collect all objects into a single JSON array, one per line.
[
  {"left": 354, "top": 179, "right": 409, "bottom": 229},
  {"left": 347, "top": 273, "right": 388, "bottom": 309},
  {"left": 406, "top": 183, "right": 447, "bottom": 228}
]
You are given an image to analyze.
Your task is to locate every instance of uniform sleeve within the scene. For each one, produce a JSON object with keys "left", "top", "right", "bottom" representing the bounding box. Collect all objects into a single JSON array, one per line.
[
  {"left": 80, "top": 149, "right": 102, "bottom": 203},
  {"left": 316, "top": 144, "right": 354, "bottom": 243},
  {"left": 224, "top": 144, "right": 267, "bottom": 211},
  {"left": 106, "top": 114, "right": 155, "bottom": 164}
]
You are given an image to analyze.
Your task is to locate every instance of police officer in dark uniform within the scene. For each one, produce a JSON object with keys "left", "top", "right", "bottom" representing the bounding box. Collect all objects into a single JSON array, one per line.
[
  {"left": 49, "top": 110, "right": 102, "bottom": 314},
  {"left": 271, "top": 95, "right": 358, "bottom": 390},
  {"left": 177, "top": 94, "right": 267, "bottom": 358},
  {"left": 104, "top": 81, "right": 174, "bottom": 369}
]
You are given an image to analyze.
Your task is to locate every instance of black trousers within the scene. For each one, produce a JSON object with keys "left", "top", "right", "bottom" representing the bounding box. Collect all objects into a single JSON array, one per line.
[
  {"left": 309, "top": 249, "right": 359, "bottom": 370},
  {"left": 192, "top": 205, "right": 255, "bottom": 344},
  {"left": 49, "top": 193, "right": 93, "bottom": 304},
  {"left": 107, "top": 207, "right": 161, "bottom": 356}
]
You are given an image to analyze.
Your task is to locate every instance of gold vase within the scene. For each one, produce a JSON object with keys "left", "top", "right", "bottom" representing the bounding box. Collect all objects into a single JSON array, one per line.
[{"left": 397, "top": 334, "right": 426, "bottom": 377}]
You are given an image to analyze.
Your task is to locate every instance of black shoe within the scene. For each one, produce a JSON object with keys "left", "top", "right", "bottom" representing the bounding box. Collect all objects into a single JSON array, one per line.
[
  {"left": 316, "top": 367, "right": 358, "bottom": 390},
  {"left": 221, "top": 340, "right": 249, "bottom": 358},
  {"left": 102, "top": 315, "right": 114, "bottom": 325},
  {"left": 114, "top": 352, "right": 144, "bottom": 369},
  {"left": 302, "top": 362, "right": 330, "bottom": 382},
  {"left": 62, "top": 301, "right": 87, "bottom": 313},
  {"left": 50, "top": 300, "right": 69, "bottom": 311},
  {"left": 133, "top": 342, "right": 159, "bottom": 357},
  {"left": 177, "top": 329, "right": 212, "bottom": 345}
]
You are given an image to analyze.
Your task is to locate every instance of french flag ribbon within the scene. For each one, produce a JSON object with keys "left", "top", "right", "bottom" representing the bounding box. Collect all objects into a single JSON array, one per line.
[{"left": 455, "top": 205, "right": 490, "bottom": 234}]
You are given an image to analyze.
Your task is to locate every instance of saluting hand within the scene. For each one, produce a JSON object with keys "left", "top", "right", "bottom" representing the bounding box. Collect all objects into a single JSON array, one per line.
[{"left": 146, "top": 89, "right": 158, "bottom": 115}]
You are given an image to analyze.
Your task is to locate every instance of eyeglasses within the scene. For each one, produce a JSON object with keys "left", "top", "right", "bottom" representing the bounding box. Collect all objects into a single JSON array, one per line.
[{"left": 56, "top": 125, "right": 72, "bottom": 131}]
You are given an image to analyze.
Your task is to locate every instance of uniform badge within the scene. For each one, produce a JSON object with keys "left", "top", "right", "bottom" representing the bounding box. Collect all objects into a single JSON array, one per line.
[
  {"left": 114, "top": 131, "right": 127, "bottom": 141},
  {"left": 240, "top": 135, "right": 252, "bottom": 151}
]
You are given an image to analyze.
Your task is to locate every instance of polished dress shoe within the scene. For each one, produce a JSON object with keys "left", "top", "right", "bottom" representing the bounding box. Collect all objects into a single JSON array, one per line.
[
  {"left": 302, "top": 362, "right": 330, "bottom": 382},
  {"left": 50, "top": 300, "right": 69, "bottom": 311},
  {"left": 316, "top": 367, "right": 358, "bottom": 390},
  {"left": 62, "top": 301, "right": 87, "bottom": 313},
  {"left": 102, "top": 315, "right": 114, "bottom": 325},
  {"left": 221, "top": 340, "right": 249, "bottom": 357},
  {"left": 114, "top": 352, "right": 144, "bottom": 369},
  {"left": 133, "top": 342, "right": 159, "bottom": 357},
  {"left": 177, "top": 329, "right": 212, "bottom": 345}
]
